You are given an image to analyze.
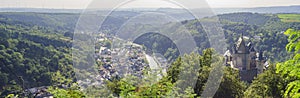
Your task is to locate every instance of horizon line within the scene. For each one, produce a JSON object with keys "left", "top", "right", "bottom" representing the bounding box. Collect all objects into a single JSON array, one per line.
[{"left": 0, "top": 4, "right": 299, "bottom": 10}]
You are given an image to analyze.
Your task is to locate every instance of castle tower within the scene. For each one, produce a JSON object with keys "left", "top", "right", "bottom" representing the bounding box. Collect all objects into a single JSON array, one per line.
[
  {"left": 231, "top": 37, "right": 249, "bottom": 70},
  {"left": 224, "top": 36, "right": 267, "bottom": 83},
  {"left": 248, "top": 41, "right": 257, "bottom": 70}
]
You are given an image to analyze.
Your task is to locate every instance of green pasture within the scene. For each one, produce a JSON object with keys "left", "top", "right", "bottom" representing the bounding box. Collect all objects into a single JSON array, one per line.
[{"left": 278, "top": 14, "right": 300, "bottom": 22}]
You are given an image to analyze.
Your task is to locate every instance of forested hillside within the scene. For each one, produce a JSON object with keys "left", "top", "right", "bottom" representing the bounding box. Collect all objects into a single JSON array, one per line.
[
  {"left": 0, "top": 12, "right": 300, "bottom": 97},
  {"left": 134, "top": 13, "right": 300, "bottom": 62},
  {"left": 0, "top": 19, "right": 75, "bottom": 97}
]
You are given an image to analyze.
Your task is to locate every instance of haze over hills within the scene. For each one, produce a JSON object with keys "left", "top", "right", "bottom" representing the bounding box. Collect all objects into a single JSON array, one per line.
[
  {"left": 1, "top": 5, "right": 300, "bottom": 14},
  {"left": 213, "top": 5, "right": 300, "bottom": 14}
]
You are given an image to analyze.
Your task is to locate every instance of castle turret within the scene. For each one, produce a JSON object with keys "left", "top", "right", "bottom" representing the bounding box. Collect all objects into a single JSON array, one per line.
[{"left": 256, "top": 51, "right": 266, "bottom": 74}]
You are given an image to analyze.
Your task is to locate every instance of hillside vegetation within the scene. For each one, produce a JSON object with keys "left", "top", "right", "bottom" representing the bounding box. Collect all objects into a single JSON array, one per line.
[{"left": 0, "top": 12, "right": 300, "bottom": 97}]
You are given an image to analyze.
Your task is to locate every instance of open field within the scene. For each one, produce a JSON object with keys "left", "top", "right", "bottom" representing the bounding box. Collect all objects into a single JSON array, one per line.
[{"left": 278, "top": 14, "right": 300, "bottom": 22}]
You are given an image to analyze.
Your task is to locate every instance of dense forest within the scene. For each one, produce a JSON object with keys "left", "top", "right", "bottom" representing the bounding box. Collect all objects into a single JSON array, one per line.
[
  {"left": 0, "top": 12, "right": 300, "bottom": 97},
  {"left": 0, "top": 21, "right": 73, "bottom": 96},
  {"left": 132, "top": 13, "right": 300, "bottom": 62}
]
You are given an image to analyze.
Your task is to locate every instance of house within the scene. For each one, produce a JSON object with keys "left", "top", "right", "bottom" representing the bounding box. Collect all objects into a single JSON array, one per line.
[{"left": 24, "top": 86, "right": 53, "bottom": 98}]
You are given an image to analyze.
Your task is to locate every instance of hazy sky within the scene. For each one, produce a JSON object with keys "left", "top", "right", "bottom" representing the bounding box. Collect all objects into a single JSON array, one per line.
[{"left": 0, "top": 0, "right": 300, "bottom": 9}]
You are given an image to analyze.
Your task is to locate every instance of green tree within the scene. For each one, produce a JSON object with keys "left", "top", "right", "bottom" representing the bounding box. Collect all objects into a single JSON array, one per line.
[
  {"left": 244, "top": 29, "right": 300, "bottom": 98},
  {"left": 276, "top": 29, "right": 300, "bottom": 98},
  {"left": 49, "top": 71, "right": 85, "bottom": 98},
  {"left": 48, "top": 86, "right": 85, "bottom": 98},
  {"left": 244, "top": 63, "right": 283, "bottom": 98},
  {"left": 214, "top": 67, "right": 247, "bottom": 98},
  {"left": 167, "top": 49, "right": 246, "bottom": 97},
  {"left": 103, "top": 40, "right": 112, "bottom": 49}
]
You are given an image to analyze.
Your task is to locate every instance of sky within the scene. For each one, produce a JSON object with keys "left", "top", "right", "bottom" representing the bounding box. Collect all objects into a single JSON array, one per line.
[{"left": 0, "top": 0, "right": 300, "bottom": 9}]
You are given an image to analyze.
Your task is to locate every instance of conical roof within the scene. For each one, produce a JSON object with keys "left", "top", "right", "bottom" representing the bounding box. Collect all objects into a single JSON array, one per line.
[{"left": 236, "top": 37, "right": 244, "bottom": 49}]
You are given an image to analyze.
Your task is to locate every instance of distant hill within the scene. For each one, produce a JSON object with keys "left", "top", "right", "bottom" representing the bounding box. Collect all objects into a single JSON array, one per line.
[
  {"left": 213, "top": 5, "right": 300, "bottom": 14},
  {"left": 0, "top": 12, "right": 80, "bottom": 31},
  {"left": 0, "top": 8, "right": 83, "bottom": 13},
  {"left": 1, "top": 5, "right": 300, "bottom": 15}
]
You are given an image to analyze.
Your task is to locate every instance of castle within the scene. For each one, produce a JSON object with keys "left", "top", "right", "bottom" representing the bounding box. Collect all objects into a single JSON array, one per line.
[{"left": 224, "top": 37, "right": 267, "bottom": 83}]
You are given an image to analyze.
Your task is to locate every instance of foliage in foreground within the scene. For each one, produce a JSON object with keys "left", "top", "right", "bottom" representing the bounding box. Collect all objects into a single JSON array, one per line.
[
  {"left": 276, "top": 29, "right": 300, "bottom": 98},
  {"left": 103, "top": 49, "right": 246, "bottom": 98},
  {"left": 245, "top": 29, "right": 300, "bottom": 98}
]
